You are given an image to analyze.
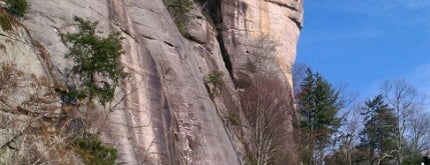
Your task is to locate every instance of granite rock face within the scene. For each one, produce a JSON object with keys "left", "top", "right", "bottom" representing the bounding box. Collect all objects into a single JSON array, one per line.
[
  {"left": 222, "top": 0, "right": 303, "bottom": 87},
  {"left": 0, "top": 0, "right": 303, "bottom": 164},
  {"left": 0, "top": 16, "right": 45, "bottom": 158}
]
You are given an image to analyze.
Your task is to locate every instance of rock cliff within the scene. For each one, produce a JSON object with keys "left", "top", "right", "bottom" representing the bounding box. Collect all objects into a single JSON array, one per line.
[{"left": 0, "top": 0, "right": 302, "bottom": 164}]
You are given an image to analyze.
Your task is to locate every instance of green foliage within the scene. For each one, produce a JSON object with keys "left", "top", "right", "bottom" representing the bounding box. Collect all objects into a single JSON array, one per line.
[
  {"left": 163, "top": 0, "right": 192, "bottom": 36},
  {"left": 297, "top": 69, "right": 342, "bottom": 139},
  {"left": 4, "top": 0, "right": 28, "bottom": 18},
  {"left": 63, "top": 16, "right": 126, "bottom": 106},
  {"left": 73, "top": 134, "right": 117, "bottom": 165},
  {"left": 245, "top": 154, "right": 257, "bottom": 165},
  {"left": 402, "top": 149, "right": 423, "bottom": 165},
  {"left": 359, "top": 95, "right": 397, "bottom": 164},
  {"left": 204, "top": 70, "right": 225, "bottom": 95},
  {"left": 0, "top": 13, "right": 12, "bottom": 31},
  {"left": 224, "top": 111, "right": 240, "bottom": 126},
  {"left": 163, "top": 0, "right": 192, "bottom": 13},
  {"left": 296, "top": 69, "right": 343, "bottom": 163},
  {"left": 299, "top": 149, "right": 312, "bottom": 165}
]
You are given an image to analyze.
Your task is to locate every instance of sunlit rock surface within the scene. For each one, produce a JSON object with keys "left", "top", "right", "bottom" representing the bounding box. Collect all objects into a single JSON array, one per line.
[{"left": 0, "top": 0, "right": 303, "bottom": 164}]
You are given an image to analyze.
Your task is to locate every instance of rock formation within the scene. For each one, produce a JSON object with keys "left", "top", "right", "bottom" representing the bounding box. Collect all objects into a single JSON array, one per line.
[{"left": 0, "top": 0, "right": 303, "bottom": 164}]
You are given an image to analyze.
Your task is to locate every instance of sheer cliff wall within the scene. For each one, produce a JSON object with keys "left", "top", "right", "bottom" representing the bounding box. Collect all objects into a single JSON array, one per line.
[{"left": 0, "top": 0, "right": 302, "bottom": 164}]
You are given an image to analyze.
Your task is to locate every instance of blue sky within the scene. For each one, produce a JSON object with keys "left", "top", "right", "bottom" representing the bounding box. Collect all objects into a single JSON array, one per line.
[{"left": 296, "top": 0, "right": 430, "bottom": 99}]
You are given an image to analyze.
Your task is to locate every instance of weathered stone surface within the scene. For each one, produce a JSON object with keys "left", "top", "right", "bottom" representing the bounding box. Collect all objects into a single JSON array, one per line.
[
  {"left": 0, "top": 22, "right": 45, "bottom": 76},
  {"left": 1, "top": 0, "right": 303, "bottom": 164},
  {"left": 0, "top": 19, "right": 68, "bottom": 164},
  {"left": 23, "top": 0, "right": 244, "bottom": 164},
  {"left": 222, "top": 0, "right": 303, "bottom": 87},
  {"left": 221, "top": 0, "right": 303, "bottom": 163}
]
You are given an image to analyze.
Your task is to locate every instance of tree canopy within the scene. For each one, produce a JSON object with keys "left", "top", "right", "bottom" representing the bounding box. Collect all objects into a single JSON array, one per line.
[
  {"left": 359, "top": 95, "right": 397, "bottom": 164},
  {"left": 296, "top": 69, "right": 343, "bottom": 165}
]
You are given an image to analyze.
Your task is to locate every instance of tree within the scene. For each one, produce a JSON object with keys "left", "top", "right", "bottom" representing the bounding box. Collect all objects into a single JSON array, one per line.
[
  {"left": 296, "top": 69, "right": 342, "bottom": 165},
  {"left": 292, "top": 63, "right": 309, "bottom": 95},
  {"left": 240, "top": 73, "right": 295, "bottom": 165},
  {"left": 328, "top": 104, "right": 364, "bottom": 165},
  {"left": 62, "top": 16, "right": 126, "bottom": 106},
  {"left": 359, "top": 95, "right": 397, "bottom": 165},
  {"left": 381, "top": 80, "right": 425, "bottom": 164},
  {"left": 401, "top": 108, "right": 430, "bottom": 165},
  {"left": 409, "top": 111, "right": 430, "bottom": 152}
]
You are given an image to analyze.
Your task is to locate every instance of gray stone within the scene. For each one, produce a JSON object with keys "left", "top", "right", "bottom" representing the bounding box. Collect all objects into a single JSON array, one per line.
[{"left": 0, "top": 0, "right": 303, "bottom": 164}]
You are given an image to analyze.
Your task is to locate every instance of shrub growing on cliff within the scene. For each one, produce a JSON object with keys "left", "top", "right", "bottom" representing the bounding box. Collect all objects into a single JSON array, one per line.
[
  {"left": 163, "top": 0, "right": 192, "bottom": 36},
  {"left": 0, "top": 13, "right": 12, "bottom": 31},
  {"left": 204, "top": 70, "right": 225, "bottom": 96},
  {"left": 73, "top": 134, "right": 118, "bottom": 165},
  {"left": 62, "top": 16, "right": 126, "bottom": 106},
  {"left": 163, "top": 0, "right": 192, "bottom": 13},
  {"left": 4, "top": 0, "right": 28, "bottom": 18},
  {"left": 0, "top": 62, "right": 82, "bottom": 164}
]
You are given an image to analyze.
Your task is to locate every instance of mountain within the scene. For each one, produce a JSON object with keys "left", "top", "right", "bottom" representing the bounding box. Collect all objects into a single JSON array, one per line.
[{"left": 0, "top": 0, "right": 303, "bottom": 164}]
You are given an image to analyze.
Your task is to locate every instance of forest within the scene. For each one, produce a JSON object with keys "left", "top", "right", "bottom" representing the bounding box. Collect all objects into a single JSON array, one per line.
[{"left": 294, "top": 65, "right": 430, "bottom": 165}]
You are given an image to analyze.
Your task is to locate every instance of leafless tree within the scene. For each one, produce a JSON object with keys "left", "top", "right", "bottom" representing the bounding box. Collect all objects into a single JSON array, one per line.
[
  {"left": 336, "top": 104, "right": 364, "bottom": 165},
  {"left": 381, "top": 80, "right": 426, "bottom": 165},
  {"left": 0, "top": 60, "right": 130, "bottom": 164},
  {"left": 409, "top": 109, "right": 430, "bottom": 151},
  {"left": 0, "top": 62, "right": 83, "bottom": 164},
  {"left": 240, "top": 73, "right": 295, "bottom": 165},
  {"left": 292, "top": 63, "right": 308, "bottom": 95}
]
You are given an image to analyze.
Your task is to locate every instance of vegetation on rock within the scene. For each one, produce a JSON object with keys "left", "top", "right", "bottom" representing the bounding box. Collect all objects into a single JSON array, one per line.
[
  {"left": 0, "top": 12, "right": 12, "bottom": 31},
  {"left": 73, "top": 134, "right": 118, "bottom": 165},
  {"left": 0, "top": 62, "right": 81, "bottom": 164},
  {"left": 163, "top": 0, "right": 193, "bottom": 37},
  {"left": 59, "top": 17, "right": 127, "bottom": 164},
  {"left": 4, "top": 0, "right": 28, "bottom": 18},
  {"left": 204, "top": 70, "right": 225, "bottom": 96},
  {"left": 62, "top": 16, "right": 126, "bottom": 106},
  {"left": 224, "top": 111, "right": 240, "bottom": 126}
]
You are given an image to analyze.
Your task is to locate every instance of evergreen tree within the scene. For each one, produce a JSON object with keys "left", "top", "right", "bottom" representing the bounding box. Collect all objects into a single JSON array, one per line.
[
  {"left": 359, "top": 95, "right": 397, "bottom": 165},
  {"left": 297, "top": 69, "right": 342, "bottom": 165},
  {"left": 63, "top": 17, "right": 126, "bottom": 106}
]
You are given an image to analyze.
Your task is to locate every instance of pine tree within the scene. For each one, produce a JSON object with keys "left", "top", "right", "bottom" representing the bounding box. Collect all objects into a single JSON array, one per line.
[
  {"left": 359, "top": 95, "right": 397, "bottom": 165},
  {"left": 297, "top": 69, "right": 342, "bottom": 165},
  {"left": 63, "top": 17, "right": 126, "bottom": 106}
]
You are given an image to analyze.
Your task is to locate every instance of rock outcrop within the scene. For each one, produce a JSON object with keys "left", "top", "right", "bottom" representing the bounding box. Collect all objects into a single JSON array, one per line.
[
  {"left": 0, "top": 0, "right": 303, "bottom": 164},
  {"left": 222, "top": 0, "right": 303, "bottom": 87}
]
